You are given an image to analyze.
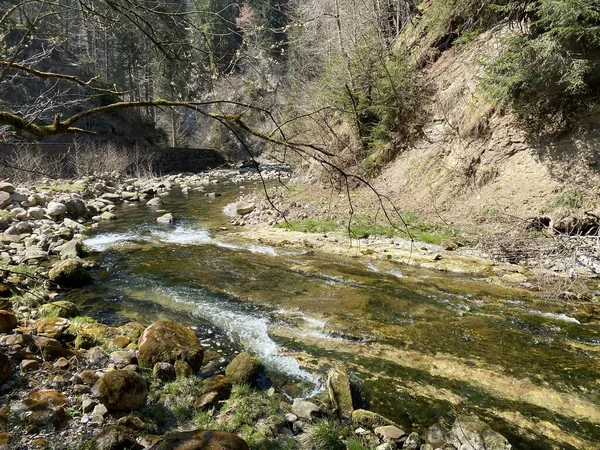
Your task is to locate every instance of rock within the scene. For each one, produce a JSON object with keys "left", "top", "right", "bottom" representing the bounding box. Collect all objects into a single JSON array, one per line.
[
  {"left": 13, "top": 390, "right": 69, "bottom": 430},
  {"left": 91, "top": 425, "right": 143, "bottom": 450},
  {"left": 0, "top": 183, "right": 15, "bottom": 194},
  {"left": 500, "top": 273, "right": 528, "bottom": 285},
  {"left": 64, "top": 198, "right": 88, "bottom": 217},
  {"left": 0, "top": 192, "right": 11, "bottom": 210},
  {"left": 352, "top": 409, "right": 397, "bottom": 429},
  {"left": 194, "top": 375, "right": 233, "bottom": 410},
  {"left": 225, "top": 352, "right": 263, "bottom": 386},
  {"left": 59, "top": 239, "right": 87, "bottom": 259},
  {"left": 148, "top": 429, "right": 250, "bottom": 450},
  {"left": 374, "top": 425, "right": 406, "bottom": 442},
  {"left": 327, "top": 368, "right": 354, "bottom": 419},
  {"left": 27, "top": 207, "right": 45, "bottom": 220},
  {"left": 146, "top": 198, "right": 161, "bottom": 206},
  {"left": 32, "top": 336, "right": 73, "bottom": 360},
  {"left": 87, "top": 347, "right": 109, "bottom": 367},
  {"left": 425, "top": 422, "right": 447, "bottom": 447},
  {"left": 39, "top": 300, "right": 79, "bottom": 318},
  {"left": 153, "top": 362, "right": 176, "bottom": 382},
  {"left": 403, "top": 432, "right": 420, "bottom": 449},
  {"left": 174, "top": 359, "right": 193, "bottom": 378},
  {"left": 0, "top": 310, "right": 17, "bottom": 333},
  {"left": 291, "top": 399, "right": 321, "bottom": 420},
  {"left": 48, "top": 259, "right": 92, "bottom": 287},
  {"left": 109, "top": 350, "right": 137, "bottom": 368},
  {"left": 82, "top": 396, "right": 97, "bottom": 413},
  {"left": 92, "top": 403, "right": 109, "bottom": 417},
  {"left": 98, "top": 211, "right": 117, "bottom": 220},
  {"left": 448, "top": 415, "right": 511, "bottom": 450},
  {"left": 101, "top": 193, "right": 122, "bottom": 203},
  {"left": 77, "top": 370, "right": 100, "bottom": 386},
  {"left": 236, "top": 202, "right": 256, "bottom": 215},
  {"left": 46, "top": 202, "right": 67, "bottom": 217},
  {"left": 10, "top": 207, "right": 27, "bottom": 220},
  {"left": 138, "top": 321, "right": 204, "bottom": 372},
  {"left": 117, "top": 322, "right": 145, "bottom": 341},
  {"left": 0, "top": 351, "right": 11, "bottom": 384},
  {"left": 91, "top": 370, "right": 148, "bottom": 411},
  {"left": 376, "top": 444, "right": 394, "bottom": 450},
  {"left": 36, "top": 317, "right": 70, "bottom": 339},
  {"left": 20, "top": 359, "right": 40, "bottom": 372},
  {"left": 157, "top": 213, "right": 174, "bottom": 224}
]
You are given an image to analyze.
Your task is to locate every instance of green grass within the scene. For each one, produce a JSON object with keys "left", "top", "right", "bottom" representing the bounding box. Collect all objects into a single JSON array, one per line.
[
  {"left": 303, "top": 419, "right": 345, "bottom": 450},
  {"left": 37, "top": 182, "right": 86, "bottom": 192},
  {"left": 277, "top": 213, "right": 455, "bottom": 245}
]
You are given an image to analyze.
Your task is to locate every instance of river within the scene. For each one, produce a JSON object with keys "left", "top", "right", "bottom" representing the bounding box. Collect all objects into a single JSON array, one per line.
[{"left": 68, "top": 181, "right": 600, "bottom": 450}]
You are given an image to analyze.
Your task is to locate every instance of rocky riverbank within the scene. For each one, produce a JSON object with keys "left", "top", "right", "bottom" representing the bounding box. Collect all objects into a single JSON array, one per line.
[{"left": 0, "top": 165, "right": 516, "bottom": 449}]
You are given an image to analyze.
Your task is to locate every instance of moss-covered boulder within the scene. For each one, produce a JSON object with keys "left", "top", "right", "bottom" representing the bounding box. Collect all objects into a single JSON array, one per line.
[
  {"left": 117, "top": 322, "right": 145, "bottom": 341},
  {"left": 39, "top": 301, "right": 79, "bottom": 318},
  {"left": 149, "top": 429, "right": 250, "bottom": 450},
  {"left": 194, "top": 375, "right": 233, "bottom": 410},
  {"left": 327, "top": 368, "right": 354, "bottom": 420},
  {"left": 48, "top": 259, "right": 92, "bottom": 287},
  {"left": 225, "top": 352, "right": 263, "bottom": 387},
  {"left": 138, "top": 321, "right": 204, "bottom": 372},
  {"left": 0, "top": 310, "right": 17, "bottom": 333},
  {"left": 91, "top": 425, "right": 143, "bottom": 450},
  {"left": 448, "top": 415, "right": 512, "bottom": 450},
  {"left": 91, "top": 370, "right": 148, "bottom": 411},
  {"left": 352, "top": 409, "right": 397, "bottom": 429}
]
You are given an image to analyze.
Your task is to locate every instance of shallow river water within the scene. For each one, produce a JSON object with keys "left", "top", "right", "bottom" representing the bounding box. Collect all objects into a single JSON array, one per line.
[{"left": 69, "top": 182, "right": 600, "bottom": 449}]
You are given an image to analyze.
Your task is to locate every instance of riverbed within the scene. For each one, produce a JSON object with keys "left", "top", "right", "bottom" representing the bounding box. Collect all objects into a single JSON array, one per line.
[{"left": 71, "top": 182, "right": 600, "bottom": 450}]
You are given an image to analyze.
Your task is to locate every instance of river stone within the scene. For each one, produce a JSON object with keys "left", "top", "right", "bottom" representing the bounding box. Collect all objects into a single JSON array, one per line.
[
  {"left": 13, "top": 390, "right": 69, "bottom": 430},
  {"left": 46, "top": 201, "right": 67, "bottom": 217},
  {"left": 36, "top": 317, "right": 70, "bottom": 339},
  {"left": 32, "top": 336, "right": 73, "bottom": 360},
  {"left": 59, "top": 239, "right": 87, "bottom": 259},
  {"left": 148, "top": 429, "right": 250, "bottom": 450},
  {"left": 0, "top": 191, "right": 11, "bottom": 209},
  {"left": 291, "top": 399, "right": 321, "bottom": 420},
  {"left": 374, "top": 425, "right": 406, "bottom": 442},
  {"left": 403, "top": 431, "right": 420, "bottom": 449},
  {"left": 98, "top": 211, "right": 117, "bottom": 221},
  {"left": 0, "top": 310, "right": 17, "bottom": 333},
  {"left": 146, "top": 197, "right": 161, "bottom": 206},
  {"left": 91, "top": 425, "right": 143, "bottom": 450},
  {"left": 138, "top": 321, "right": 204, "bottom": 372},
  {"left": 153, "top": 362, "right": 176, "bottom": 382},
  {"left": 0, "top": 351, "right": 11, "bottom": 384},
  {"left": 48, "top": 259, "right": 92, "bottom": 287},
  {"left": 92, "top": 370, "right": 148, "bottom": 411},
  {"left": 64, "top": 198, "right": 88, "bottom": 217},
  {"left": 352, "top": 409, "right": 397, "bottom": 429},
  {"left": 28, "top": 207, "right": 45, "bottom": 220},
  {"left": 448, "top": 415, "right": 512, "bottom": 450},
  {"left": 236, "top": 202, "right": 255, "bottom": 216},
  {"left": 224, "top": 352, "right": 263, "bottom": 386},
  {"left": 0, "top": 182, "right": 15, "bottom": 194},
  {"left": 39, "top": 300, "right": 79, "bottom": 318},
  {"left": 157, "top": 213, "right": 174, "bottom": 224},
  {"left": 327, "top": 368, "right": 354, "bottom": 419},
  {"left": 117, "top": 322, "right": 145, "bottom": 341},
  {"left": 194, "top": 375, "right": 233, "bottom": 410}
]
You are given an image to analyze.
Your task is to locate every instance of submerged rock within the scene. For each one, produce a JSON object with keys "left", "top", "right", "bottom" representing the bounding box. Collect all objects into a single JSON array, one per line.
[{"left": 138, "top": 321, "right": 204, "bottom": 372}]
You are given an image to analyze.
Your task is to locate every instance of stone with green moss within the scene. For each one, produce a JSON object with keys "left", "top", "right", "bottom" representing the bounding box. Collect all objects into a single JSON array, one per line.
[
  {"left": 48, "top": 259, "right": 92, "bottom": 287},
  {"left": 39, "top": 300, "right": 79, "bottom": 318},
  {"left": 138, "top": 321, "right": 204, "bottom": 372},
  {"left": 92, "top": 370, "right": 148, "bottom": 411},
  {"left": 351, "top": 409, "right": 397, "bottom": 429},
  {"left": 327, "top": 368, "right": 354, "bottom": 420},
  {"left": 225, "top": 352, "right": 263, "bottom": 387},
  {"left": 148, "top": 430, "right": 249, "bottom": 450}
]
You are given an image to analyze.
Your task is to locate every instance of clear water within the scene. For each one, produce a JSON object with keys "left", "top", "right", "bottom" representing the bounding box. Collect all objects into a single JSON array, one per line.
[{"left": 70, "top": 183, "right": 600, "bottom": 450}]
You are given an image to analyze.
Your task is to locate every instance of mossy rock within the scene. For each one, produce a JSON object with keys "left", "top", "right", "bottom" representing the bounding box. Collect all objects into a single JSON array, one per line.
[
  {"left": 39, "top": 301, "right": 79, "bottom": 319},
  {"left": 92, "top": 370, "right": 148, "bottom": 411},
  {"left": 138, "top": 321, "right": 204, "bottom": 372},
  {"left": 352, "top": 409, "right": 397, "bottom": 429},
  {"left": 327, "top": 368, "right": 354, "bottom": 420},
  {"left": 225, "top": 352, "right": 263, "bottom": 387},
  {"left": 117, "top": 322, "right": 145, "bottom": 341},
  {"left": 48, "top": 259, "right": 92, "bottom": 287}
]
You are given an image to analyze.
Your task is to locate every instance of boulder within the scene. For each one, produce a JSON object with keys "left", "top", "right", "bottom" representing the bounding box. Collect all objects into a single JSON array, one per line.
[
  {"left": 224, "top": 352, "right": 263, "bottom": 386},
  {"left": 48, "top": 259, "right": 92, "bottom": 287},
  {"left": 64, "top": 198, "right": 88, "bottom": 217},
  {"left": 352, "top": 409, "right": 397, "bottom": 429},
  {"left": 0, "top": 351, "right": 11, "bottom": 384},
  {"left": 0, "top": 183, "right": 15, "bottom": 194},
  {"left": 27, "top": 207, "right": 45, "bottom": 220},
  {"left": 291, "top": 399, "right": 321, "bottom": 420},
  {"left": 153, "top": 362, "right": 176, "bottom": 382},
  {"left": 148, "top": 430, "right": 250, "bottom": 450},
  {"left": 157, "top": 213, "right": 174, "bottom": 225},
  {"left": 327, "top": 368, "right": 354, "bottom": 420},
  {"left": 32, "top": 336, "right": 74, "bottom": 361},
  {"left": 374, "top": 425, "right": 406, "bottom": 442},
  {"left": 36, "top": 317, "right": 70, "bottom": 339},
  {"left": 448, "top": 416, "right": 511, "bottom": 450},
  {"left": 138, "top": 321, "right": 204, "bottom": 372},
  {"left": 46, "top": 202, "right": 67, "bottom": 217},
  {"left": 146, "top": 198, "right": 161, "bottom": 207},
  {"left": 91, "top": 370, "right": 148, "bottom": 411},
  {"left": 194, "top": 375, "right": 233, "bottom": 410},
  {"left": 0, "top": 191, "right": 11, "bottom": 210},
  {"left": 0, "top": 310, "right": 17, "bottom": 333},
  {"left": 39, "top": 301, "right": 79, "bottom": 318},
  {"left": 98, "top": 212, "right": 117, "bottom": 221},
  {"left": 12, "top": 390, "right": 69, "bottom": 430},
  {"left": 236, "top": 202, "right": 256, "bottom": 216},
  {"left": 59, "top": 239, "right": 87, "bottom": 259}
]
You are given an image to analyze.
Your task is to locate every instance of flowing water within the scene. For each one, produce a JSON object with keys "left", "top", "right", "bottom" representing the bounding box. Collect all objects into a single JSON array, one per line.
[{"left": 70, "top": 183, "right": 600, "bottom": 449}]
